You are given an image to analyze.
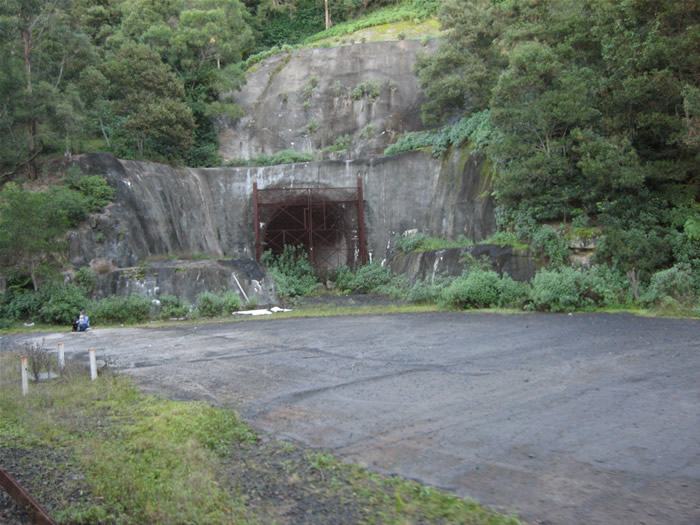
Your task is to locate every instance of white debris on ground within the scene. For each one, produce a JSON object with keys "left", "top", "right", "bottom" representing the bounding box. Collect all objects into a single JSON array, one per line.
[{"left": 233, "top": 307, "right": 292, "bottom": 316}]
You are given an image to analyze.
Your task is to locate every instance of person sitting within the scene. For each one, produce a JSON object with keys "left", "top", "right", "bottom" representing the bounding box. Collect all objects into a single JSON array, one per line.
[{"left": 74, "top": 312, "right": 90, "bottom": 332}]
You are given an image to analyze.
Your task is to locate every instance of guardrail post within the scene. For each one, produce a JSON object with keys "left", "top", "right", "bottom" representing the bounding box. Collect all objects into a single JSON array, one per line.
[
  {"left": 88, "top": 348, "right": 97, "bottom": 381},
  {"left": 57, "top": 343, "right": 64, "bottom": 372},
  {"left": 20, "top": 355, "right": 29, "bottom": 396}
]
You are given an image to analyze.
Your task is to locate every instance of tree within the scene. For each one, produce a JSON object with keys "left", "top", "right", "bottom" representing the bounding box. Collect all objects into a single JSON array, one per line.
[
  {"left": 0, "top": 183, "right": 71, "bottom": 290},
  {"left": 0, "top": 0, "right": 94, "bottom": 178},
  {"left": 101, "top": 42, "right": 195, "bottom": 159},
  {"left": 414, "top": 0, "right": 508, "bottom": 125},
  {"left": 416, "top": 0, "right": 700, "bottom": 278},
  {"left": 171, "top": 0, "right": 254, "bottom": 72}
]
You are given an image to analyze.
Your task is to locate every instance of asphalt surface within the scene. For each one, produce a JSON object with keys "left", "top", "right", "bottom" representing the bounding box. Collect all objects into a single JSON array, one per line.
[{"left": 7, "top": 312, "right": 700, "bottom": 525}]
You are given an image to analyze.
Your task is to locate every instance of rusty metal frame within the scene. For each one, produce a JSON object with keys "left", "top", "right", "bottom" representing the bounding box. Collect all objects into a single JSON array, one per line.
[
  {"left": 253, "top": 179, "right": 367, "bottom": 270},
  {"left": 0, "top": 467, "right": 57, "bottom": 525}
]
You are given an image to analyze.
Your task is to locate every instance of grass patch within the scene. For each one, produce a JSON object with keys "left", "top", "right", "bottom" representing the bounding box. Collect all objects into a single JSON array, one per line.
[
  {"left": 304, "top": 2, "right": 439, "bottom": 45},
  {"left": 243, "top": 6, "right": 442, "bottom": 71},
  {"left": 225, "top": 149, "right": 314, "bottom": 167},
  {"left": 313, "top": 18, "right": 442, "bottom": 46},
  {"left": 0, "top": 356, "right": 252, "bottom": 523},
  {"left": 0, "top": 351, "right": 521, "bottom": 524}
]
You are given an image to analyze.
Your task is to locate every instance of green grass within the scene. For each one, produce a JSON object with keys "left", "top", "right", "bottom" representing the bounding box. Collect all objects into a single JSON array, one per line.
[
  {"left": 303, "top": 3, "right": 440, "bottom": 45},
  {"left": 0, "top": 351, "right": 521, "bottom": 524},
  {"left": 243, "top": 3, "right": 443, "bottom": 71},
  {"left": 0, "top": 359, "right": 253, "bottom": 523}
]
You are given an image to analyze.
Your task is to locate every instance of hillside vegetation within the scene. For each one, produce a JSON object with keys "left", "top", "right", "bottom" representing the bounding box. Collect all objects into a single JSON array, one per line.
[
  {"left": 0, "top": 0, "right": 699, "bottom": 321},
  {"left": 405, "top": 0, "right": 699, "bottom": 300}
]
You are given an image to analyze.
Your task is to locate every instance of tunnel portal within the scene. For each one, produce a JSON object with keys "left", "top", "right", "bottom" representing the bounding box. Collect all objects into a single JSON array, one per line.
[{"left": 253, "top": 181, "right": 367, "bottom": 273}]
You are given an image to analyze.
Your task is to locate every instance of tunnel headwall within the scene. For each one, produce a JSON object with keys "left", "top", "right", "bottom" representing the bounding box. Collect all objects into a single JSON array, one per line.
[{"left": 69, "top": 148, "right": 496, "bottom": 275}]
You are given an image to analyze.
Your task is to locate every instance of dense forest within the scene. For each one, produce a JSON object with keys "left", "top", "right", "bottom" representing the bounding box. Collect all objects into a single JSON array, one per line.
[
  {"left": 0, "top": 0, "right": 699, "bottom": 323},
  {"left": 414, "top": 0, "right": 699, "bottom": 283},
  {"left": 0, "top": 0, "right": 419, "bottom": 174}
]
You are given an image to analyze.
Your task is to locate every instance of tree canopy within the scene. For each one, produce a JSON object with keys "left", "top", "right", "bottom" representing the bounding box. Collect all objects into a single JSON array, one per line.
[{"left": 415, "top": 0, "right": 699, "bottom": 279}]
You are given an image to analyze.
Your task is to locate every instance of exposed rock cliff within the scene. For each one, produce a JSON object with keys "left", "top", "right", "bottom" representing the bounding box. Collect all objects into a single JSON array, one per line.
[
  {"left": 65, "top": 40, "right": 501, "bottom": 301},
  {"left": 70, "top": 148, "right": 495, "bottom": 273},
  {"left": 216, "top": 40, "right": 438, "bottom": 161}
]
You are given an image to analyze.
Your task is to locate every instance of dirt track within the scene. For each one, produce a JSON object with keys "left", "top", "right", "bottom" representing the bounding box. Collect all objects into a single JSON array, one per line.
[{"left": 7, "top": 311, "right": 700, "bottom": 525}]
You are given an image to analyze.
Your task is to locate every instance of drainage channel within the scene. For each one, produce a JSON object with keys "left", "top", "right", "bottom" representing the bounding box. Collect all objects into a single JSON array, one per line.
[{"left": 0, "top": 466, "right": 57, "bottom": 525}]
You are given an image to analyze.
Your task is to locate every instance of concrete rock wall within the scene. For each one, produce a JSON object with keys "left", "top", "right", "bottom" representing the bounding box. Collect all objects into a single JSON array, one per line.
[
  {"left": 93, "top": 259, "right": 275, "bottom": 305},
  {"left": 69, "top": 148, "right": 496, "bottom": 269},
  {"left": 390, "top": 245, "right": 537, "bottom": 284}
]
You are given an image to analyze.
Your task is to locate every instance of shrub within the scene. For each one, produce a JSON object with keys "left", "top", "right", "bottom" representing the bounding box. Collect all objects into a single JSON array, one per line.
[
  {"left": 531, "top": 267, "right": 588, "bottom": 312},
  {"left": 24, "top": 340, "right": 54, "bottom": 380},
  {"left": 0, "top": 290, "right": 43, "bottom": 323},
  {"left": 220, "top": 291, "right": 243, "bottom": 313},
  {"left": 375, "top": 274, "right": 410, "bottom": 300},
  {"left": 642, "top": 265, "right": 698, "bottom": 308},
  {"left": 496, "top": 275, "right": 531, "bottom": 308},
  {"left": 194, "top": 291, "right": 224, "bottom": 317},
  {"left": 481, "top": 231, "right": 529, "bottom": 251},
  {"left": 384, "top": 111, "right": 496, "bottom": 157},
  {"left": 394, "top": 232, "right": 427, "bottom": 253},
  {"left": 440, "top": 269, "right": 502, "bottom": 308},
  {"left": 351, "top": 80, "right": 381, "bottom": 100},
  {"left": 48, "top": 185, "right": 89, "bottom": 227},
  {"left": 38, "top": 284, "right": 89, "bottom": 324},
  {"left": 582, "top": 266, "right": 632, "bottom": 307},
  {"left": 74, "top": 266, "right": 96, "bottom": 293},
  {"left": 323, "top": 134, "right": 351, "bottom": 152},
  {"left": 348, "top": 262, "right": 392, "bottom": 293},
  {"left": 330, "top": 265, "right": 354, "bottom": 291},
  {"left": 532, "top": 226, "right": 569, "bottom": 268},
  {"left": 261, "top": 245, "right": 318, "bottom": 298},
  {"left": 158, "top": 295, "right": 190, "bottom": 319},
  {"left": 226, "top": 150, "right": 314, "bottom": 167},
  {"left": 91, "top": 294, "right": 151, "bottom": 324},
  {"left": 406, "top": 275, "right": 452, "bottom": 304},
  {"left": 0, "top": 283, "right": 90, "bottom": 325},
  {"left": 332, "top": 81, "right": 344, "bottom": 96},
  {"left": 63, "top": 168, "right": 115, "bottom": 212}
]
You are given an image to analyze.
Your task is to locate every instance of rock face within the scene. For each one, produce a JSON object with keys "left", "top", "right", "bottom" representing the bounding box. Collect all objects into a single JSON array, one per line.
[
  {"left": 216, "top": 40, "right": 438, "bottom": 161},
  {"left": 390, "top": 245, "right": 537, "bottom": 284},
  {"left": 65, "top": 41, "right": 504, "bottom": 301},
  {"left": 93, "top": 259, "right": 275, "bottom": 305},
  {"left": 70, "top": 149, "right": 496, "bottom": 272}
]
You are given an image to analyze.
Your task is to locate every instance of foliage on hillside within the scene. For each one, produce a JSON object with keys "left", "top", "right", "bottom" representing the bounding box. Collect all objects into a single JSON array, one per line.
[
  {"left": 409, "top": 0, "right": 699, "bottom": 284},
  {"left": 0, "top": 169, "right": 114, "bottom": 291},
  {"left": 0, "top": 0, "right": 431, "bottom": 178},
  {"left": 0, "top": 0, "right": 697, "bottom": 316}
]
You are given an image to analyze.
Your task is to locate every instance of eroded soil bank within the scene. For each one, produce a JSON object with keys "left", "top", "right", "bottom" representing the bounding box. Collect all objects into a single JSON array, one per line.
[{"left": 4, "top": 311, "right": 700, "bottom": 525}]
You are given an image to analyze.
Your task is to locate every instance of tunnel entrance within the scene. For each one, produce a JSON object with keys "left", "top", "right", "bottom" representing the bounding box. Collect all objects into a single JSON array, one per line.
[{"left": 253, "top": 180, "right": 368, "bottom": 273}]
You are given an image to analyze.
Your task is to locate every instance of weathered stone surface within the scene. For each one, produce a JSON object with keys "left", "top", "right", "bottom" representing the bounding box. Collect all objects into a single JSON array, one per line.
[
  {"left": 390, "top": 245, "right": 536, "bottom": 283},
  {"left": 92, "top": 259, "right": 275, "bottom": 305},
  {"left": 69, "top": 149, "right": 496, "bottom": 274},
  {"left": 216, "top": 40, "right": 437, "bottom": 161}
]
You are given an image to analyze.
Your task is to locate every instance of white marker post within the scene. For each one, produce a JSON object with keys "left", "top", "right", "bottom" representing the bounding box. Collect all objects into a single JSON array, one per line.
[
  {"left": 57, "top": 342, "right": 65, "bottom": 372},
  {"left": 20, "top": 355, "right": 29, "bottom": 396},
  {"left": 88, "top": 348, "right": 97, "bottom": 381}
]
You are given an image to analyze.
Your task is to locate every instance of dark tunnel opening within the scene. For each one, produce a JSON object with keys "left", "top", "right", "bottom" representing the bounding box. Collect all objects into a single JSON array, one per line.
[
  {"left": 254, "top": 182, "right": 367, "bottom": 273},
  {"left": 263, "top": 201, "right": 353, "bottom": 272}
]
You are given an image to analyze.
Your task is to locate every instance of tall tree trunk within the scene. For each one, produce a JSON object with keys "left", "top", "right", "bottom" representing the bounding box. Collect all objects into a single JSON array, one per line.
[
  {"left": 324, "top": 0, "right": 332, "bottom": 30},
  {"left": 22, "top": 27, "right": 38, "bottom": 179}
]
